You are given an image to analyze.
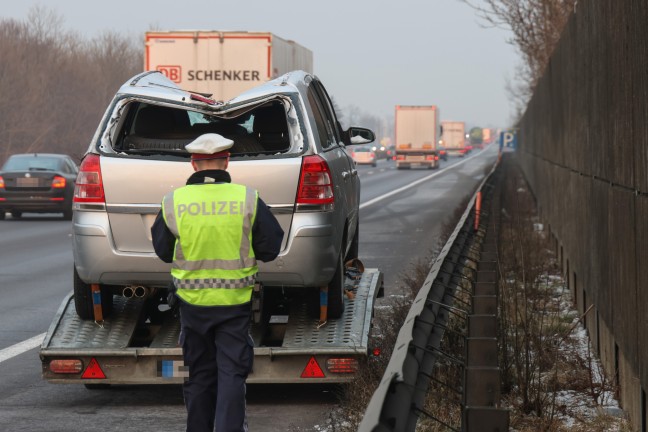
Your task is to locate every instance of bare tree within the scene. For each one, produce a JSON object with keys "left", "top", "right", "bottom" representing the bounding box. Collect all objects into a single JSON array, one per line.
[{"left": 462, "top": 0, "right": 577, "bottom": 115}]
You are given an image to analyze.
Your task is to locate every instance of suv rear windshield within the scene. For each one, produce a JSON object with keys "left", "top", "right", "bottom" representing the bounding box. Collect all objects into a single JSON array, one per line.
[{"left": 113, "top": 100, "right": 291, "bottom": 158}]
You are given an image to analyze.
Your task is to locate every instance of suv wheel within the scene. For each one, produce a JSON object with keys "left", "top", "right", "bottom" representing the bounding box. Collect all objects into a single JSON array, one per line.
[{"left": 74, "top": 266, "right": 113, "bottom": 320}]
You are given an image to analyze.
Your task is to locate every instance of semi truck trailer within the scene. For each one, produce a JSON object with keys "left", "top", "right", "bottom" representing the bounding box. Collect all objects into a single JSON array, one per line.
[
  {"left": 440, "top": 121, "right": 466, "bottom": 157},
  {"left": 144, "top": 31, "right": 313, "bottom": 102},
  {"left": 394, "top": 105, "right": 440, "bottom": 170}
]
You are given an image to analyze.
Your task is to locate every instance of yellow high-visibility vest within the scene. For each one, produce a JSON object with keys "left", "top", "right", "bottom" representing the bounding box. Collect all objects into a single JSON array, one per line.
[{"left": 162, "top": 183, "right": 258, "bottom": 306}]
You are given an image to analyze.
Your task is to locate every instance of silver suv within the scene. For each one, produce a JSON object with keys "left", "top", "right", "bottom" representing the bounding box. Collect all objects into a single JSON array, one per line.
[{"left": 72, "top": 70, "right": 374, "bottom": 320}]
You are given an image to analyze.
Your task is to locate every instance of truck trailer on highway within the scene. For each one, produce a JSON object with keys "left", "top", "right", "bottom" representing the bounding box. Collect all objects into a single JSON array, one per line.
[
  {"left": 394, "top": 105, "right": 440, "bottom": 170},
  {"left": 144, "top": 31, "right": 313, "bottom": 102},
  {"left": 440, "top": 121, "right": 467, "bottom": 157}
]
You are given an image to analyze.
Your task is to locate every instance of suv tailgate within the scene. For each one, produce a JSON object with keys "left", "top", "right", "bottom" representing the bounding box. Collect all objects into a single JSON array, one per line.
[{"left": 100, "top": 156, "right": 301, "bottom": 253}]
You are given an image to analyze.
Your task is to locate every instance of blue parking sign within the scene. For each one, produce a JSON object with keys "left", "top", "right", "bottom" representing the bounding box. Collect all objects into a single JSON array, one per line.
[{"left": 499, "top": 130, "right": 517, "bottom": 151}]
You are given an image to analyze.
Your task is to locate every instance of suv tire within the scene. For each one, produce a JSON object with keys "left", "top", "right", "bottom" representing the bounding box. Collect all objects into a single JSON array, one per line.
[
  {"left": 74, "top": 266, "right": 113, "bottom": 320},
  {"left": 326, "top": 252, "right": 346, "bottom": 319}
]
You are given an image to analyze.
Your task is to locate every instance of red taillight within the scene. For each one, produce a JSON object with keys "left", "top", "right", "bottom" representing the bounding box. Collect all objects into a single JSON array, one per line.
[
  {"left": 396, "top": 155, "right": 405, "bottom": 161},
  {"left": 74, "top": 154, "right": 105, "bottom": 203},
  {"left": 190, "top": 93, "right": 216, "bottom": 105},
  {"left": 52, "top": 175, "right": 66, "bottom": 188},
  {"left": 0, "top": 175, "right": 4, "bottom": 189},
  {"left": 296, "top": 155, "right": 334, "bottom": 206}
]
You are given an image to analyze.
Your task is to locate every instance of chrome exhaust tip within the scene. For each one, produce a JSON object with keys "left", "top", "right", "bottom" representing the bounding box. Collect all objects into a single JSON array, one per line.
[{"left": 133, "top": 285, "right": 148, "bottom": 298}]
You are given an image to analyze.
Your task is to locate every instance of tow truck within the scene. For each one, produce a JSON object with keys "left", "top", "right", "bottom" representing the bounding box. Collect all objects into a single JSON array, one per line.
[{"left": 40, "top": 269, "right": 383, "bottom": 386}]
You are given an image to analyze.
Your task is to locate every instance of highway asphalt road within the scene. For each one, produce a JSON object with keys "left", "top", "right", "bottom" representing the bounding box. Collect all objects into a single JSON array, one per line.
[{"left": 0, "top": 144, "right": 497, "bottom": 431}]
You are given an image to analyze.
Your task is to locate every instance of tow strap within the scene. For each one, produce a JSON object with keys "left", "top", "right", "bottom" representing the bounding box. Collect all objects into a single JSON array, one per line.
[{"left": 91, "top": 284, "right": 104, "bottom": 327}]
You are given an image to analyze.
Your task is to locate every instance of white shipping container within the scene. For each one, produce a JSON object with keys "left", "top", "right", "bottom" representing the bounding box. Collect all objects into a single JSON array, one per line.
[
  {"left": 395, "top": 105, "right": 439, "bottom": 151},
  {"left": 441, "top": 121, "right": 466, "bottom": 152},
  {"left": 394, "top": 105, "right": 440, "bottom": 170},
  {"left": 145, "top": 31, "right": 313, "bottom": 102}
]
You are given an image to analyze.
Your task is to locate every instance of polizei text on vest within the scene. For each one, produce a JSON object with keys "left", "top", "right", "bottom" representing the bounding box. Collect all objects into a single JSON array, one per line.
[{"left": 177, "top": 201, "right": 246, "bottom": 217}]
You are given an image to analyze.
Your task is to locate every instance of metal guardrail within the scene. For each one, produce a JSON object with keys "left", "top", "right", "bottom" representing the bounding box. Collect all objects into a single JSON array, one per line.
[{"left": 359, "top": 161, "right": 504, "bottom": 432}]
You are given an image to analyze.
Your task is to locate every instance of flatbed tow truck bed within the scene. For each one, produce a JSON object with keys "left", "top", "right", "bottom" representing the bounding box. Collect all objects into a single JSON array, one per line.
[{"left": 40, "top": 269, "right": 383, "bottom": 385}]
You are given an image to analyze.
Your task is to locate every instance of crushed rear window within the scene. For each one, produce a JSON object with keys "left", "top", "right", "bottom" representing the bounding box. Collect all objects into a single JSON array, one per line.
[{"left": 113, "top": 101, "right": 291, "bottom": 157}]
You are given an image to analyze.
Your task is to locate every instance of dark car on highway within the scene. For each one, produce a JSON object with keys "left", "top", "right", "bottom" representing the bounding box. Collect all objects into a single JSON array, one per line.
[{"left": 0, "top": 153, "right": 78, "bottom": 220}]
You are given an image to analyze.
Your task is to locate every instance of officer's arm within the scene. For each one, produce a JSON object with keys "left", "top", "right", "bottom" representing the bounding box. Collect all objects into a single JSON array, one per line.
[
  {"left": 252, "top": 197, "right": 284, "bottom": 262},
  {"left": 151, "top": 211, "right": 175, "bottom": 263}
]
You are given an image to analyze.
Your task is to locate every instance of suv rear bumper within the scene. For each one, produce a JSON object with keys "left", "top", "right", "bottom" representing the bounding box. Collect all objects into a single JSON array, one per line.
[{"left": 73, "top": 210, "right": 338, "bottom": 288}]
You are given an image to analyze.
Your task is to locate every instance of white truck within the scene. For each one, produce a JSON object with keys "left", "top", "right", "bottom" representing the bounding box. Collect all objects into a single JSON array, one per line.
[
  {"left": 440, "top": 121, "right": 466, "bottom": 157},
  {"left": 394, "top": 105, "right": 440, "bottom": 169},
  {"left": 144, "top": 31, "right": 313, "bottom": 102}
]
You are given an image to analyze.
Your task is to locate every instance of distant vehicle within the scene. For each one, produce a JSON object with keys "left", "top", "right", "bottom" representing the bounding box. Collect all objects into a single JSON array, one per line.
[
  {"left": 351, "top": 146, "right": 378, "bottom": 167},
  {"left": 394, "top": 105, "right": 440, "bottom": 169},
  {"left": 436, "top": 145, "right": 448, "bottom": 161},
  {"left": 464, "top": 143, "right": 474, "bottom": 154},
  {"left": 385, "top": 145, "right": 396, "bottom": 160},
  {"left": 440, "top": 121, "right": 466, "bottom": 157},
  {"left": 371, "top": 144, "right": 389, "bottom": 160},
  {"left": 145, "top": 31, "right": 313, "bottom": 102},
  {"left": 0, "top": 153, "right": 77, "bottom": 220}
]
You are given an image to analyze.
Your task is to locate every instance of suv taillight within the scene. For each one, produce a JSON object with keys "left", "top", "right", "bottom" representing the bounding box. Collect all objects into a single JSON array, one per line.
[
  {"left": 0, "top": 176, "right": 4, "bottom": 189},
  {"left": 296, "top": 155, "right": 334, "bottom": 208},
  {"left": 74, "top": 154, "right": 105, "bottom": 203}
]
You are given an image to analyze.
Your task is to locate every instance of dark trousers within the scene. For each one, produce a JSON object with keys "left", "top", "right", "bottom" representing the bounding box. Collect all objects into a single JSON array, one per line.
[{"left": 179, "top": 301, "right": 254, "bottom": 432}]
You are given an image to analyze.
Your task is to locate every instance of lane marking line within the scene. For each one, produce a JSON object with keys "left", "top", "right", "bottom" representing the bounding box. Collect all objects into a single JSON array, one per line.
[
  {"left": 360, "top": 150, "right": 490, "bottom": 210},
  {"left": 0, "top": 332, "right": 46, "bottom": 364}
]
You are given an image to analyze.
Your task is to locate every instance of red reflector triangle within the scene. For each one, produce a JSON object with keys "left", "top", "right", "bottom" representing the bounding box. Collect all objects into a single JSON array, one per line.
[
  {"left": 81, "top": 358, "right": 106, "bottom": 379},
  {"left": 301, "top": 356, "right": 325, "bottom": 378}
]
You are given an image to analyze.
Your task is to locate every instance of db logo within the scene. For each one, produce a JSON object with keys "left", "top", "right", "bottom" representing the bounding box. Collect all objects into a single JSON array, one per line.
[{"left": 157, "top": 65, "right": 182, "bottom": 83}]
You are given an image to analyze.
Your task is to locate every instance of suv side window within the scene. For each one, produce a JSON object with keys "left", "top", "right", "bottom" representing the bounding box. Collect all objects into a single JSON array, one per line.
[
  {"left": 307, "top": 86, "right": 335, "bottom": 149},
  {"left": 311, "top": 80, "right": 343, "bottom": 145}
]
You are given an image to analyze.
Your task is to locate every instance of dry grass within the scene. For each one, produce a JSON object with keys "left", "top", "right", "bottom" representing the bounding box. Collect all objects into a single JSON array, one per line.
[{"left": 497, "top": 160, "right": 631, "bottom": 431}]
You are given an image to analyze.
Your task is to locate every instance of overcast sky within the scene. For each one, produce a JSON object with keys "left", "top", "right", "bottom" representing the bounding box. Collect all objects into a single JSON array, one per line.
[{"left": 2, "top": 0, "right": 520, "bottom": 130}]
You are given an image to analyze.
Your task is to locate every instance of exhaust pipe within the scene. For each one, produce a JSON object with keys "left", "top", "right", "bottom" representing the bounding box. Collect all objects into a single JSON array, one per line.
[
  {"left": 122, "top": 285, "right": 156, "bottom": 299},
  {"left": 133, "top": 286, "right": 149, "bottom": 298}
]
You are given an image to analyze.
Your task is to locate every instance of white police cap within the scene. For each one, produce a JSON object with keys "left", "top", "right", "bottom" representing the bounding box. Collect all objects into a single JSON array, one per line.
[{"left": 185, "top": 133, "right": 234, "bottom": 159}]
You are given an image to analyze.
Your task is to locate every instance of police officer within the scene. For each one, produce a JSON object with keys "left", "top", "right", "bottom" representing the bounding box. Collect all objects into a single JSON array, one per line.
[{"left": 151, "top": 133, "right": 284, "bottom": 432}]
